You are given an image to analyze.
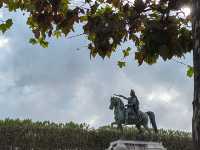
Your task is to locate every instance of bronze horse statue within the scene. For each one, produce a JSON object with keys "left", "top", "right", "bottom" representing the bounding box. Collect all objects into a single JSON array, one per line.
[{"left": 109, "top": 96, "right": 158, "bottom": 134}]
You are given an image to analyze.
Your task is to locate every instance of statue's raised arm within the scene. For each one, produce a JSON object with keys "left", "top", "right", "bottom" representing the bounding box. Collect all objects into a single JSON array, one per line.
[{"left": 114, "top": 94, "right": 129, "bottom": 100}]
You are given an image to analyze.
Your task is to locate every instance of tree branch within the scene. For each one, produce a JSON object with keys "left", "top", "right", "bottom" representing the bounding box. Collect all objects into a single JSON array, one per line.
[{"left": 67, "top": 33, "right": 85, "bottom": 39}]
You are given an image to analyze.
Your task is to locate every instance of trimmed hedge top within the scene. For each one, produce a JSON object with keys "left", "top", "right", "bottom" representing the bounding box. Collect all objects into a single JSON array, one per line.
[{"left": 0, "top": 119, "right": 192, "bottom": 150}]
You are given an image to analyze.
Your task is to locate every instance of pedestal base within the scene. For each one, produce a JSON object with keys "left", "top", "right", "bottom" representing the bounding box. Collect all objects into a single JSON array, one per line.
[{"left": 106, "top": 140, "right": 167, "bottom": 150}]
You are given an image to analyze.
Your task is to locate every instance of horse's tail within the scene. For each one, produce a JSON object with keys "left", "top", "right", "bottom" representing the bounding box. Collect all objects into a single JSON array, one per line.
[{"left": 146, "top": 111, "right": 158, "bottom": 133}]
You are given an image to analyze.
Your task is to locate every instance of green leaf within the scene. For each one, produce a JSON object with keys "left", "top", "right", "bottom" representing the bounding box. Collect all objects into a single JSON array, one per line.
[
  {"left": 117, "top": 61, "right": 126, "bottom": 68},
  {"left": 39, "top": 38, "right": 49, "bottom": 48},
  {"left": 6, "top": 19, "right": 13, "bottom": 28},
  {"left": 7, "top": 1, "right": 18, "bottom": 11},
  {"left": 135, "top": 51, "right": 144, "bottom": 65},
  {"left": 80, "top": 16, "right": 88, "bottom": 22},
  {"left": 53, "top": 31, "right": 62, "bottom": 39},
  {"left": 123, "top": 47, "right": 131, "bottom": 58},
  {"left": 0, "top": 19, "right": 13, "bottom": 33},
  {"left": 106, "top": 50, "right": 112, "bottom": 58},
  {"left": 29, "top": 38, "right": 48, "bottom": 48},
  {"left": 29, "top": 38, "right": 38, "bottom": 45},
  {"left": 187, "top": 66, "right": 194, "bottom": 78}
]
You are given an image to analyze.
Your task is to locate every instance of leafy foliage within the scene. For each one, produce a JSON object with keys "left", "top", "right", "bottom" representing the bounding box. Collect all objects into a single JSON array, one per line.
[
  {"left": 0, "top": 119, "right": 193, "bottom": 150},
  {"left": 117, "top": 61, "right": 126, "bottom": 68},
  {"left": 0, "top": 19, "right": 13, "bottom": 33},
  {"left": 187, "top": 65, "right": 194, "bottom": 78},
  {"left": 0, "top": 0, "right": 192, "bottom": 65}
]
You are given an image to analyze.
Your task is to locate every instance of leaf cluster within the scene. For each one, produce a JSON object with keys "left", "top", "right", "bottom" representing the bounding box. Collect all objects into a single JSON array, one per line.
[
  {"left": 1, "top": 0, "right": 192, "bottom": 65},
  {"left": 0, "top": 19, "right": 13, "bottom": 33}
]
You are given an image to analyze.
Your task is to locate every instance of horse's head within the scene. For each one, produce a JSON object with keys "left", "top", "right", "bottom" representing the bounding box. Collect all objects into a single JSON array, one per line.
[
  {"left": 109, "top": 96, "right": 124, "bottom": 110},
  {"left": 109, "top": 97, "right": 125, "bottom": 125},
  {"left": 109, "top": 96, "right": 116, "bottom": 110}
]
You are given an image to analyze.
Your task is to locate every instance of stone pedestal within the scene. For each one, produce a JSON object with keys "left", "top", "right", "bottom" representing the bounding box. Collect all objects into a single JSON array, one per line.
[{"left": 106, "top": 140, "right": 167, "bottom": 150}]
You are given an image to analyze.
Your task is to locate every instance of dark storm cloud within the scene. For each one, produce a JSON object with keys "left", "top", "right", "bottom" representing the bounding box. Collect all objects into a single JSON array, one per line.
[{"left": 0, "top": 10, "right": 193, "bottom": 131}]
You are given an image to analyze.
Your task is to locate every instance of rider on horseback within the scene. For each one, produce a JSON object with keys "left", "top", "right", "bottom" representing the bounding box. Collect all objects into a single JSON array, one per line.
[{"left": 114, "top": 89, "right": 139, "bottom": 124}]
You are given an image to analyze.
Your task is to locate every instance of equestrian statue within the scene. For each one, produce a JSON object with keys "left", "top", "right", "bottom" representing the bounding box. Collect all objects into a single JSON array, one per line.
[{"left": 109, "top": 89, "right": 158, "bottom": 134}]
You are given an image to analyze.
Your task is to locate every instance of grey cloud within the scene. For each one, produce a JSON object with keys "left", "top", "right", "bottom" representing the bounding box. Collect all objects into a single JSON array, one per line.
[{"left": 0, "top": 10, "right": 193, "bottom": 131}]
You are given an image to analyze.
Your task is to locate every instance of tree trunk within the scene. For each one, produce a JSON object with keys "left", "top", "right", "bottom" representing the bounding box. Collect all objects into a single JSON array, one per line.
[{"left": 192, "top": 0, "right": 200, "bottom": 149}]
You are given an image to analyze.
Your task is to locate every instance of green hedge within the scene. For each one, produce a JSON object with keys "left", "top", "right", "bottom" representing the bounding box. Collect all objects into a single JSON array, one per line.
[{"left": 0, "top": 119, "right": 193, "bottom": 150}]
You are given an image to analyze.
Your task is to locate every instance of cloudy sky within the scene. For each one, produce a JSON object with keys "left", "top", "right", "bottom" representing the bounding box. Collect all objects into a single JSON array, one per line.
[{"left": 0, "top": 8, "right": 193, "bottom": 132}]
